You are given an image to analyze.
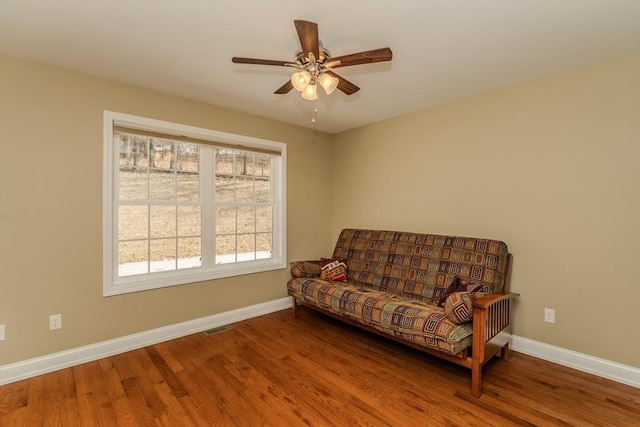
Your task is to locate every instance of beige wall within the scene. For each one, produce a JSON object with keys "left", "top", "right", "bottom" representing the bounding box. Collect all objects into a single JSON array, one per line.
[
  {"left": 331, "top": 53, "right": 640, "bottom": 367},
  {"left": 2, "top": 52, "right": 639, "bottom": 370},
  {"left": 0, "top": 56, "right": 334, "bottom": 364}
]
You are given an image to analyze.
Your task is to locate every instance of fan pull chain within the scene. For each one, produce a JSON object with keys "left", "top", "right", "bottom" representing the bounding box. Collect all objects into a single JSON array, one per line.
[{"left": 312, "top": 98, "right": 318, "bottom": 123}]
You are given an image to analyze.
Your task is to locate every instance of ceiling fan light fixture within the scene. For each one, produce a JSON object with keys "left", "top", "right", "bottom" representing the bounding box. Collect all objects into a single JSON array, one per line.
[
  {"left": 291, "top": 70, "right": 311, "bottom": 92},
  {"left": 233, "top": 20, "right": 392, "bottom": 120},
  {"left": 318, "top": 73, "right": 339, "bottom": 95},
  {"left": 301, "top": 82, "right": 318, "bottom": 100}
]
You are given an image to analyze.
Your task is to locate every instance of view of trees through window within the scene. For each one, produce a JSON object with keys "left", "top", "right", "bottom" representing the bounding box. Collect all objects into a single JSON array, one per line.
[{"left": 117, "top": 134, "right": 272, "bottom": 277}]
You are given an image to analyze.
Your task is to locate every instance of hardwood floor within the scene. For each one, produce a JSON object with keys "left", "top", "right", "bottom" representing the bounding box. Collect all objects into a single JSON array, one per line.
[{"left": 1, "top": 308, "right": 638, "bottom": 426}]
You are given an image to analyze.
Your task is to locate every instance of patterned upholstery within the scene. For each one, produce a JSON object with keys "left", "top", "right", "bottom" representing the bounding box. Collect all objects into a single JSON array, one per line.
[
  {"left": 287, "top": 228, "right": 510, "bottom": 356},
  {"left": 332, "top": 229, "right": 509, "bottom": 305},
  {"left": 287, "top": 278, "right": 473, "bottom": 355}
]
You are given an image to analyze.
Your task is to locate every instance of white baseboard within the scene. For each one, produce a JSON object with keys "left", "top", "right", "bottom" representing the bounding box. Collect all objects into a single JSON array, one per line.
[
  {"left": 0, "top": 297, "right": 292, "bottom": 386},
  {"left": 2, "top": 299, "right": 638, "bottom": 390},
  {"left": 511, "top": 335, "right": 640, "bottom": 388}
]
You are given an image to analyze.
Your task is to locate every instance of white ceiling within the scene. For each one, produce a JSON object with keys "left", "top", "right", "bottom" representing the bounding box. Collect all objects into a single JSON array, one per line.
[{"left": 1, "top": 1, "right": 638, "bottom": 134}]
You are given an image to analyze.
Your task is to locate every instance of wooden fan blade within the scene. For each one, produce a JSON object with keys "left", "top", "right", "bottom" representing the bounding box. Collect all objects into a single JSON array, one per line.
[
  {"left": 274, "top": 80, "right": 294, "bottom": 94},
  {"left": 327, "top": 47, "right": 393, "bottom": 69},
  {"left": 326, "top": 71, "right": 360, "bottom": 95},
  {"left": 232, "top": 57, "right": 295, "bottom": 67},
  {"left": 294, "top": 20, "right": 320, "bottom": 60}
]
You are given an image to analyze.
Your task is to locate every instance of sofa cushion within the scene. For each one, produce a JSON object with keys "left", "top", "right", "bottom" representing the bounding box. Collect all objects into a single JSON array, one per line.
[
  {"left": 443, "top": 292, "right": 487, "bottom": 324},
  {"left": 288, "top": 277, "right": 474, "bottom": 356},
  {"left": 290, "top": 261, "right": 321, "bottom": 278},
  {"left": 330, "top": 229, "right": 509, "bottom": 305},
  {"left": 320, "top": 258, "right": 348, "bottom": 282}
]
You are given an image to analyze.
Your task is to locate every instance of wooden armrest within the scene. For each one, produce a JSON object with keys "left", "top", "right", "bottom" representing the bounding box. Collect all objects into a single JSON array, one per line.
[
  {"left": 472, "top": 292, "right": 518, "bottom": 351},
  {"left": 473, "top": 292, "right": 519, "bottom": 309}
]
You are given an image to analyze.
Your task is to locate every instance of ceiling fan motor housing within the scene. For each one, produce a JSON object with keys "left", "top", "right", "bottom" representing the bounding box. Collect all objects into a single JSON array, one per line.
[{"left": 295, "top": 44, "right": 331, "bottom": 66}]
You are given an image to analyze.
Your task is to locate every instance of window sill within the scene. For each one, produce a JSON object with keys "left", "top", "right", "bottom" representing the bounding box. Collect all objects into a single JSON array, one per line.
[{"left": 103, "top": 259, "right": 287, "bottom": 297}]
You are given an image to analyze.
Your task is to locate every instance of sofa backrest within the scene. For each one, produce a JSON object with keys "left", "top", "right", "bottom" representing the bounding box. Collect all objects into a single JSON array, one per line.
[{"left": 332, "top": 229, "right": 510, "bottom": 305}]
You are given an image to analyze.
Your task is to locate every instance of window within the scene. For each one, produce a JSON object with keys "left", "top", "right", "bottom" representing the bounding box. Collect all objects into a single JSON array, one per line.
[{"left": 103, "top": 111, "right": 286, "bottom": 296}]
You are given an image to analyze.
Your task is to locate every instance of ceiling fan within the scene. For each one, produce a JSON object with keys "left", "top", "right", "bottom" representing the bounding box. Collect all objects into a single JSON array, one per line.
[{"left": 232, "top": 20, "right": 392, "bottom": 101}]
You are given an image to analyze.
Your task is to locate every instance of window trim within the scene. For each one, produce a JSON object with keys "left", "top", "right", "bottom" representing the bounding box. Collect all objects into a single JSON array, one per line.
[{"left": 103, "top": 111, "right": 287, "bottom": 297}]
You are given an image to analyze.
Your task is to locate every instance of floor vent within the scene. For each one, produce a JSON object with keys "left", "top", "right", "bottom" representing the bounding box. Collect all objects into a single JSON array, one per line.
[{"left": 203, "top": 325, "right": 233, "bottom": 336}]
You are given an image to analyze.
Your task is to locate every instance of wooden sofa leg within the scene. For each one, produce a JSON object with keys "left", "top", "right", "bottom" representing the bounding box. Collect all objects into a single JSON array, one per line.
[
  {"left": 291, "top": 297, "right": 297, "bottom": 318},
  {"left": 502, "top": 342, "right": 513, "bottom": 361},
  {"left": 471, "top": 362, "right": 482, "bottom": 398}
]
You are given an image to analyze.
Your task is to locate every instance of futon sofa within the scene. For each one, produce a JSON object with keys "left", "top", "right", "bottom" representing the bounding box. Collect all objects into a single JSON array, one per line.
[{"left": 287, "top": 228, "right": 515, "bottom": 397}]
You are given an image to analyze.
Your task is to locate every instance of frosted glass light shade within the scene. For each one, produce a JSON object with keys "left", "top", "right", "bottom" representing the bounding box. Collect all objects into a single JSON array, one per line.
[
  {"left": 291, "top": 70, "right": 311, "bottom": 92},
  {"left": 318, "top": 73, "right": 339, "bottom": 95},
  {"left": 301, "top": 83, "right": 318, "bottom": 100}
]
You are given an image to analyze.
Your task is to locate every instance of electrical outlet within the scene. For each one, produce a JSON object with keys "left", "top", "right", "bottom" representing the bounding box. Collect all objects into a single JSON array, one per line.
[
  {"left": 0, "top": 324, "right": 5, "bottom": 341},
  {"left": 49, "top": 314, "right": 62, "bottom": 330},
  {"left": 544, "top": 308, "right": 555, "bottom": 324}
]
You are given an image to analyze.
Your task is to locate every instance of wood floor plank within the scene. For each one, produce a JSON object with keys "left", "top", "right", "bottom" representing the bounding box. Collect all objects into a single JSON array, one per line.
[
  {"left": 89, "top": 361, "right": 121, "bottom": 426},
  {"left": 143, "top": 343, "right": 211, "bottom": 425},
  {"left": 125, "top": 349, "right": 174, "bottom": 425},
  {"left": 224, "top": 344, "right": 376, "bottom": 426},
  {"left": 23, "top": 375, "right": 45, "bottom": 426},
  {"left": 206, "top": 322, "right": 383, "bottom": 426},
  {"left": 41, "top": 371, "right": 62, "bottom": 427},
  {"left": 250, "top": 311, "right": 516, "bottom": 426},
  {"left": 152, "top": 342, "right": 185, "bottom": 375},
  {"left": 1, "top": 308, "right": 638, "bottom": 426},
  {"left": 98, "top": 358, "right": 139, "bottom": 427},
  {"left": 485, "top": 354, "right": 640, "bottom": 426},
  {"left": 235, "top": 319, "right": 472, "bottom": 426},
  {"left": 0, "top": 379, "right": 29, "bottom": 427},
  {"left": 72, "top": 363, "right": 104, "bottom": 426},
  {"left": 150, "top": 379, "right": 196, "bottom": 427},
  {"left": 144, "top": 346, "right": 188, "bottom": 398},
  {"left": 242, "top": 318, "right": 505, "bottom": 427},
  {"left": 174, "top": 394, "right": 212, "bottom": 427},
  {"left": 0, "top": 378, "right": 28, "bottom": 415},
  {"left": 209, "top": 351, "right": 305, "bottom": 426},
  {"left": 120, "top": 377, "right": 158, "bottom": 426},
  {"left": 58, "top": 368, "right": 80, "bottom": 427},
  {"left": 166, "top": 337, "right": 239, "bottom": 425}
]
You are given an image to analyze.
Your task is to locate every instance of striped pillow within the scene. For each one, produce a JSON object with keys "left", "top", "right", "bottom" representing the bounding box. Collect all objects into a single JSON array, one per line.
[{"left": 320, "top": 258, "right": 348, "bottom": 282}]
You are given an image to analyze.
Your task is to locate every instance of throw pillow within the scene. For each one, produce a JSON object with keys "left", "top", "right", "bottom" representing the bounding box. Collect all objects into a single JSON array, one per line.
[
  {"left": 465, "top": 281, "right": 494, "bottom": 294},
  {"left": 437, "top": 276, "right": 466, "bottom": 307},
  {"left": 444, "top": 292, "right": 487, "bottom": 324},
  {"left": 320, "top": 258, "right": 348, "bottom": 282},
  {"left": 453, "top": 276, "right": 495, "bottom": 294},
  {"left": 290, "top": 261, "right": 321, "bottom": 278}
]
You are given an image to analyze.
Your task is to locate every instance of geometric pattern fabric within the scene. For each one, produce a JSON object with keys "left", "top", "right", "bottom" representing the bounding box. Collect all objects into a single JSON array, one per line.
[
  {"left": 331, "top": 229, "right": 509, "bottom": 306},
  {"left": 443, "top": 291, "right": 487, "bottom": 324},
  {"left": 287, "top": 278, "right": 473, "bottom": 355}
]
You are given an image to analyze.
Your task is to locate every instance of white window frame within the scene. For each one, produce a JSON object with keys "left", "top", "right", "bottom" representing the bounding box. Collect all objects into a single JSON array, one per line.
[{"left": 103, "top": 111, "right": 287, "bottom": 296}]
